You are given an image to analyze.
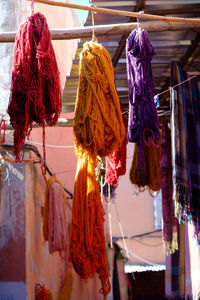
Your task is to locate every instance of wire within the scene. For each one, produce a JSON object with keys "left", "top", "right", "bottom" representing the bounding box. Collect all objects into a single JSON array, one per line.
[
  {"left": 127, "top": 248, "right": 162, "bottom": 266},
  {"left": 132, "top": 238, "right": 163, "bottom": 248},
  {"left": 114, "top": 199, "right": 130, "bottom": 259},
  {"left": 26, "top": 140, "right": 74, "bottom": 149},
  {"left": 2, "top": 144, "right": 73, "bottom": 199},
  {"left": 113, "top": 229, "right": 162, "bottom": 240},
  {"left": 156, "top": 74, "right": 198, "bottom": 97}
]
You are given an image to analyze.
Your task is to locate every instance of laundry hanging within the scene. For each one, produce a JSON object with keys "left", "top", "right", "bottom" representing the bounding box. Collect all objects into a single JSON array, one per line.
[
  {"left": 7, "top": 12, "right": 62, "bottom": 164},
  {"left": 170, "top": 62, "right": 200, "bottom": 242},
  {"left": 43, "top": 176, "right": 68, "bottom": 253},
  {"left": 161, "top": 121, "right": 178, "bottom": 255},
  {"left": 69, "top": 39, "right": 125, "bottom": 298},
  {"left": 105, "top": 108, "right": 128, "bottom": 186},
  {"left": 126, "top": 27, "right": 160, "bottom": 172}
]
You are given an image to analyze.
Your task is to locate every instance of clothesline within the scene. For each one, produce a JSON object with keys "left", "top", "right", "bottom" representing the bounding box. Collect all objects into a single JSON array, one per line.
[
  {"left": 157, "top": 74, "right": 199, "bottom": 97},
  {"left": 27, "top": 0, "right": 200, "bottom": 24},
  {"left": 121, "top": 75, "right": 199, "bottom": 117}
]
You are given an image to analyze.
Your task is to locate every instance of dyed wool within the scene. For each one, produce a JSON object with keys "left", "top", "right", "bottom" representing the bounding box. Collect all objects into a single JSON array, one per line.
[
  {"left": 38, "top": 285, "right": 53, "bottom": 300},
  {"left": 70, "top": 40, "right": 125, "bottom": 298},
  {"left": 8, "top": 13, "right": 62, "bottom": 162},
  {"left": 105, "top": 112, "right": 128, "bottom": 186},
  {"left": 126, "top": 28, "right": 160, "bottom": 172},
  {"left": 129, "top": 138, "right": 161, "bottom": 192},
  {"left": 57, "top": 270, "right": 74, "bottom": 300},
  {"left": 161, "top": 122, "right": 178, "bottom": 255},
  {"left": 43, "top": 176, "right": 68, "bottom": 253}
]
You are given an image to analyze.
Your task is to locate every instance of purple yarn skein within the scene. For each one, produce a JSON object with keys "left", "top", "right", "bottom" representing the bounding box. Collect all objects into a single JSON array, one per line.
[{"left": 126, "top": 28, "right": 160, "bottom": 172}]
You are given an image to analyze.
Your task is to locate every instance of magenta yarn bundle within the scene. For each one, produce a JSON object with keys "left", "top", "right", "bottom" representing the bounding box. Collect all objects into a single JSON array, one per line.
[{"left": 126, "top": 28, "right": 160, "bottom": 172}]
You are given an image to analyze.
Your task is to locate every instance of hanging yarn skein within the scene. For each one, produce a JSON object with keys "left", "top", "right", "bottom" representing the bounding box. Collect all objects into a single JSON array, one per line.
[
  {"left": 70, "top": 40, "right": 125, "bottom": 298},
  {"left": 8, "top": 12, "right": 62, "bottom": 165},
  {"left": 129, "top": 136, "right": 161, "bottom": 193},
  {"left": 43, "top": 176, "right": 68, "bottom": 253},
  {"left": 105, "top": 108, "right": 128, "bottom": 186},
  {"left": 126, "top": 27, "right": 160, "bottom": 172}
]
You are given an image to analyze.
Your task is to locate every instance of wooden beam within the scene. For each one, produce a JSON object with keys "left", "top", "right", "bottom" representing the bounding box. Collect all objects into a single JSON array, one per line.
[
  {"left": 147, "top": 7, "right": 200, "bottom": 16},
  {"left": 159, "top": 33, "right": 200, "bottom": 98},
  {"left": 185, "top": 48, "right": 200, "bottom": 71},
  {"left": 26, "top": 0, "right": 200, "bottom": 24},
  {"left": 180, "top": 34, "right": 200, "bottom": 66},
  {"left": 1, "top": 21, "right": 200, "bottom": 43},
  {"left": 112, "top": 0, "right": 146, "bottom": 67}
]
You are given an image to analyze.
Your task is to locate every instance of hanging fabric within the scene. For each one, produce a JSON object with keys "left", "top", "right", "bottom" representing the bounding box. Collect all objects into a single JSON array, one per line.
[
  {"left": 161, "top": 121, "right": 178, "bottom": 255},
  {"left": 70, "top": 39, "right": 125, "bottom": 298},
  {"left": 126, "top": 27, "right": 160, "bottom": 172},
  {"left": 105, "top": 108, "right": 128, "bottom": 186},
  {"left": 43, "top": 175, "right": 68, "bottom": 253},
  {"left": 7, "top": 12, "right": 62, "bottom": 166},
  {"left": 170, "top": 62, "right": 200, "bottom": 242}
]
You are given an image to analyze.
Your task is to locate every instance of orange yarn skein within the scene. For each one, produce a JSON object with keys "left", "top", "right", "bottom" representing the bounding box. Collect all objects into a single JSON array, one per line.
[
  {"left": 69, "top": 40, "right": 125, "bottom": 298},
  {"left": 73, "top": 40, "right": 125, "bottom": 158},
  {"left": 129, "top": 138, "right": 161, "bottom": 193}
]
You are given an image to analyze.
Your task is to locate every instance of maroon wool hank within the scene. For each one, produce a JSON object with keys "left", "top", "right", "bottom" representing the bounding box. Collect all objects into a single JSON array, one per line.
[
  {"left": 105, "top": 112, "right": 128, "bottom": 186},
  {"left": 7, "top": 13, "right": 62, "bottom": 162}
]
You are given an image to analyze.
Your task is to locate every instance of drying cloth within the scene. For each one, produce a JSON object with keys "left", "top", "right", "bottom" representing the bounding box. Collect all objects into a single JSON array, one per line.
[
  {"left": 171, "top": 62, "right": 200, "bottom": 241},
  {"left": 70, "top": 40, "right": 125, "bottom": 298},
  {"left": 161, "top": 121, "right": 178, "bottom": 255},
  {"left": 105, "top": 111, "right": 128, "bottom": 186},
  {"left": 126, "top": 28, "right": 160, "bottom": 172},
  {"left": 43, "top": 176, "right": 68, "bottom": 253},
  {"left": 8, "top": 12, "right": 62, "bottom": 163}
]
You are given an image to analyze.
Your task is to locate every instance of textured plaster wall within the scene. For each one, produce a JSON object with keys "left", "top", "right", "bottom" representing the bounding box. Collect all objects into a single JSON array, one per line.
[
  {"left": 0, "top": 160, "right": 26, "bottom": 299},
  {"left": 25, "top": 158, "right": 66, "bottom": 299}
]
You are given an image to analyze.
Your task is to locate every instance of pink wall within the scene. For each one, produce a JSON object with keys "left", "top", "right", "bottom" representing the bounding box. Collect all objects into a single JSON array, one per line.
[{"left": 111, "top": 142, "right": 165, "bottom": 265}]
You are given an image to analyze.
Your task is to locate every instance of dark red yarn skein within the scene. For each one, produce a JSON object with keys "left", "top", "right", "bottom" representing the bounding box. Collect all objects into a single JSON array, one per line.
[{"left": 8, "top": 12, "right": 62, "bottom": 162}]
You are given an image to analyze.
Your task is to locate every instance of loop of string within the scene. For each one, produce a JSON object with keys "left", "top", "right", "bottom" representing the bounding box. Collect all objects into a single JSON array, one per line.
[
  {"left": 90, "top": 4, "right": 97, "bottom": 41},
  {"left": 30, "top": 0, "right": 34, "bottom": 15},
  {"left": 108, "top": 184, "right": 113, "bottom": 249},
  {"left": 114, "top": 198, "right": 130, "bottom": 259},
  {"left": 137, "top": 11, "right": 144, "bottom": 28}
]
